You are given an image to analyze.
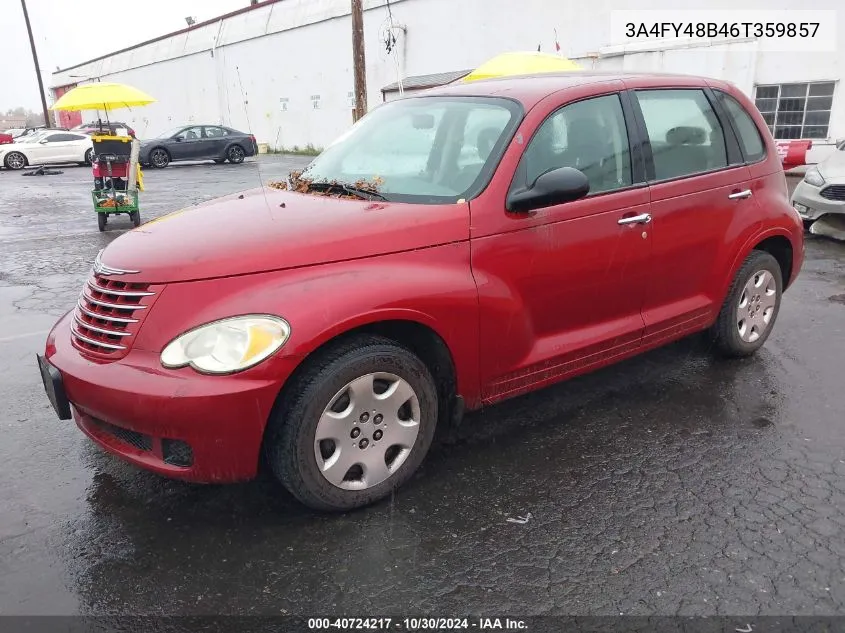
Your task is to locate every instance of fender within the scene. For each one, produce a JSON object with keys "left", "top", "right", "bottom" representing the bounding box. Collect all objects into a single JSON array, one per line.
[{"left": 135, "top": 242, "right": 482, "bottom": 406}]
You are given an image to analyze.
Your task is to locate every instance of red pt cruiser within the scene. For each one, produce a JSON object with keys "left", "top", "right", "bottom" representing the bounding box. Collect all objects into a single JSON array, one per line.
[{"left": 38, "top": 72, "right": 803, "bottom": 511}]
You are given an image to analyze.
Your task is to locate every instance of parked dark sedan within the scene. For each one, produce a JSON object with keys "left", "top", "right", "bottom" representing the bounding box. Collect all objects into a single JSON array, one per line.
[{"left": 140, "top": 125, "right": 258, "bottom": 168}]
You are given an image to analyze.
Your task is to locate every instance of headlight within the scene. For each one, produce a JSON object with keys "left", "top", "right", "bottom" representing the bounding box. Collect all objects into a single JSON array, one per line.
[
  {"left": 804, "top": 167, "right": 825, "bottom": 187},
  {"left": 161, "top": 315, "right": 290, "bottom": 374}
]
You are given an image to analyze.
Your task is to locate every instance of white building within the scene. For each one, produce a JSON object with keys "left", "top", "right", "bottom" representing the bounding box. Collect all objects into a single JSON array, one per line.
[{"left": 51, "top": 0, "right": 843, "bottom": 163}]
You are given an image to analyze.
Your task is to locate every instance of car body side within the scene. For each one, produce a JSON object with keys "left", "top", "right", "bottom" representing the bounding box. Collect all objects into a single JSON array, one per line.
[
  {"left": 139, "top": 126, "right": 256, "bottom": 165},
  {"left": 45, "top": 73, "right": 803, "bottom": 482}
]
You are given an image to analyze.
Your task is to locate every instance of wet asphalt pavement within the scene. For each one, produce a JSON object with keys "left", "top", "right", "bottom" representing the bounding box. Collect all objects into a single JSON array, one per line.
[{"left": 2, "top": 159, "right": 845, "bottom": 617}]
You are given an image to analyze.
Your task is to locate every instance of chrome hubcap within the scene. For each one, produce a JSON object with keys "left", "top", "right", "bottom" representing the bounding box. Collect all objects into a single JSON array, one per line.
[
  {"left": 737, "top": 269, "right": 777, "bottom": 343},
  {"left": 314, "top": 372, "right": 420, "bottom": 490},
  {"left": 230, "top": 147, "right": 243, "bottom": 161},
  {"left": 152, "top": 151, "right": 166, "bottom": 166},
  {"left": 7, "top": 153, "right": 23, "bottom": 169}
]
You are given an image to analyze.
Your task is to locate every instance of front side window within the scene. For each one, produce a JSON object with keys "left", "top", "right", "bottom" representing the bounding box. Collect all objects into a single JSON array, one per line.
[
  {"left": 716, "top": 91, "right": 766, "bottom": 162},
  {"left": 302, "top": 96, "right": 522, "bottom": 203},
  {"left": 517, "top": 94, "right": 632, "bottom": 195},
  {"left": 636, "top": 89, "right": 728, "bottom": 180}
]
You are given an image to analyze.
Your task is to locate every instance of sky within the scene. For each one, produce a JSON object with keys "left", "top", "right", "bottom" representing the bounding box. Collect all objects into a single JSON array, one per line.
[{"left": 1, "top": 0, "right": 246, "bottom": 112}]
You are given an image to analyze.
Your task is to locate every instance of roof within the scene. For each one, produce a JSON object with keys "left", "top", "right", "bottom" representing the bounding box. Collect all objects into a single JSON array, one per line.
[
  {"left": 55, "top": 0, "right": 284, "bottom": 74},
  {"left": 382, "top": 70, "right": 472, "bottom": 93},
  {"left": 418, "top": 70, "right": 711, "bottom": 109}
]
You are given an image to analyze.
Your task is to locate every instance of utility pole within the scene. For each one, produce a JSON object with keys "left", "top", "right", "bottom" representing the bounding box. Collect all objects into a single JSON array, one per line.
[
  {"left": 20, "top": 0, "right": 51, "bottom": 127},
  {"left": 351, "top": 0, "right": 367, "bottom": 122}
]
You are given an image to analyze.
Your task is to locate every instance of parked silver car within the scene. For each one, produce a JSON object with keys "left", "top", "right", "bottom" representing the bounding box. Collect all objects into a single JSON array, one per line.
[{"left": 791, "top": 140, "right": 845, "bottom": 225}]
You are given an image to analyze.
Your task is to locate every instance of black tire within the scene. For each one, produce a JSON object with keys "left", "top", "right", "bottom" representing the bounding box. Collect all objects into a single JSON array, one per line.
[
  {"left": 149, "top": 148, "right": 170, "bottom": 168},
  {"left": 265, "top": 335, "right": 438, "bottom": 512},
  {"left": 129, "top": 210, "right": 141, "bottom": 227},
  {"left": 802, "top": 219, "right": 815, "bottom": 231},
  {"left": 4, "top": 151, "right": 27, "bottom": 170},
  {"left": 84, "top": 148, "right": 94, "bottom": 165},
  {"left": 227, "top": 144, "right": 245, "bottom": 164},
  {"left": 97, "top": 213, "right": 107, "bottom": 232},
  {"left": 213, "top": 158, "right": 226, "bottom": 164},
  {"left": 710, "top": 250, "right": 783, "bottom": 358}
]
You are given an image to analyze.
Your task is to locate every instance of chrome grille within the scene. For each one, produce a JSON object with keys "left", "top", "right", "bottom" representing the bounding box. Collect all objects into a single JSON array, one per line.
[
  {"left": 820, "top": 185, "right": 845, "bottom": 201},
  {"left": 71, "top": 274, "right": 159, "bottom": 359}
]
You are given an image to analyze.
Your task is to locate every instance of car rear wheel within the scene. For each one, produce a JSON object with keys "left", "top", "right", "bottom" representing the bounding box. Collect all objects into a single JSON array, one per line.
[
  {"left": 265, "top": 335, "right": 438, "bottom": 511},
  {"left": 4, "top": 151, "right": 26, "bottom": 170},
  {"left": 84, "top": 148, "right": 94, "bottom": 165},
  {"left": 150, "top": 148, "right": 170, "bottom": 168},
  {"left": 710, "top": 250, "right": 782, "bottom": 358},
  {"left": 227, "top": 145, "right": 245, "bottom": 164}
]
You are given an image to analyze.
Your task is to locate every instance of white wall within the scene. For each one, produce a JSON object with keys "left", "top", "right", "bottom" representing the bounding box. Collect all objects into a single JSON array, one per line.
[{"left": 51, "top": 0, "right": 844, "bottom": 157}]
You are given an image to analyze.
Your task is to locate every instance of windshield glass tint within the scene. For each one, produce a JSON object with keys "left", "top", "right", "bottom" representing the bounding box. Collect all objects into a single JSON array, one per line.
[{"left": 301, "top": 97, "right": 521, "bottom": 203}]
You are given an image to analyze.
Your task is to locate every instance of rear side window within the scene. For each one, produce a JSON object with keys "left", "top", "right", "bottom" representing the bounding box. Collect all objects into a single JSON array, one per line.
[
  {"left": 716, "top": 91, "right": 766, "bottom": 162},
  {"left": 636, "top": 89, "right": 728, "bottom": 180}
]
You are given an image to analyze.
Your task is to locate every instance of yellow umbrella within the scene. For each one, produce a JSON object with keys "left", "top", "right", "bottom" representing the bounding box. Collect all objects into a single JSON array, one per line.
[
  {"left": 51, "top": 82, "right": 156, "bottom": 112},
  {"left": 463, "top": 52, "right": 582, "bottom": 82}
]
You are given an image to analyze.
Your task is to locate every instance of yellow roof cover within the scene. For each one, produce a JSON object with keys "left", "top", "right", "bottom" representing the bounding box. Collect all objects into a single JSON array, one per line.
[{"left": 463, "top": 52, "right": 582, "bottom": 82}]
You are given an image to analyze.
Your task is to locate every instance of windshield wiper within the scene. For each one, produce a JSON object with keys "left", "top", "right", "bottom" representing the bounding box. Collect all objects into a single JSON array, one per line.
[{"left": 306, "top": 181, "right": 388, "bottom": 201}]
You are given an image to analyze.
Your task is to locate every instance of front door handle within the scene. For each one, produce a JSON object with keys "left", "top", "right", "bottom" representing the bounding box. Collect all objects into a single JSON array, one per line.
[
  {"left": 618, "top": 213, "right": 652, "bottom": 225},
  {"left": 728, "top": 189, "right": 753, "bottom": 200}
]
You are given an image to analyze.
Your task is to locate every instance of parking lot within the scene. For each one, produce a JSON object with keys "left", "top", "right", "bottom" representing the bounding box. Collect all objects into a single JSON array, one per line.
[{"left": 2, "top": 159, "right": 845, "bottom": 616}]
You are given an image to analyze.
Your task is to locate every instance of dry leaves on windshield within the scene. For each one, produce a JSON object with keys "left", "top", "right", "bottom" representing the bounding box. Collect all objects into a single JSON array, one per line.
[{"left": 267, "top": 171, "right": 384, "bottom": 199}]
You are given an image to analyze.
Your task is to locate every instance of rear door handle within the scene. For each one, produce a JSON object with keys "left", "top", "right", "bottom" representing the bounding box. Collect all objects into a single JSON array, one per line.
[
  {"left": 728, "top": 189, "right": 753, "bottom": 200},
  {"left": 618, "top": 213, "right": 652, "bottom": 225}
]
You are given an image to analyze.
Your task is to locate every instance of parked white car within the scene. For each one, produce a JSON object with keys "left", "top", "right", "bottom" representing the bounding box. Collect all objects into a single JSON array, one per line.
[
  {"left": 0, "top": 131, "right": 93, "bottom": 170},
  {"left": 791, "top": 140, "right": 845, "bottom": 225}
]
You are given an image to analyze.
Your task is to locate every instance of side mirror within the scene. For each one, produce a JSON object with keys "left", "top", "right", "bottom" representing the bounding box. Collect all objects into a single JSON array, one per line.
[
  {"left": 39, "top": 139, "right": 48, "bottom": 144},
  {"left": 507, "top": 166, "right": 590, "bottom": 213}
]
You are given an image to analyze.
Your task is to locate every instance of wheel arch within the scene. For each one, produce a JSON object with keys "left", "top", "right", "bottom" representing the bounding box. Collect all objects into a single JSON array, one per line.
[
  {"left": 753, "top": 235, "right": 794, "bottom": 288},
  {"left": 148, "top": 145, "right": 171, "bottom": 162},
  {"left": 263, "top": 316, "right": 461, "bottom": 457},
  {"left": 718, "top": 228, "right": 798, "bottom": 309},
  {"left": 4, "top": 149, "right": 29, "bottom": 168},
  {"left": 226, "top": 142, "right": 245, "bottom": 157}
]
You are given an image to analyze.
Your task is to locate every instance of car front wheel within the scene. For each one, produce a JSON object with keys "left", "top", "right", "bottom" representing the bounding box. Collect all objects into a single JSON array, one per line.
[
  {"left": 150, "top": 149, "right": 170, "bottom": 168},
  {"left": 265, "top": 335, "right": 438, "bottom": 511},
  {"left": 4, "top": 151, "right": 27, "bottom": 170},
  {"left": 711, "top": 250, "right": 782, "bottom": 357}
]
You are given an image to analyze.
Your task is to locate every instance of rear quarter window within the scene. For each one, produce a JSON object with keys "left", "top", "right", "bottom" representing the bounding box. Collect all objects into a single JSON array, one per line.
[{"left": 717, "top": 91, "right": 767, "bottom": 163}]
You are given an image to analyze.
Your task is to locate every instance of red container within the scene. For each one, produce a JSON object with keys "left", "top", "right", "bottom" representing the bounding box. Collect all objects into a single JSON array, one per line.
[{"left": 92, "top": 162, "right": 129, "bottom": 178}]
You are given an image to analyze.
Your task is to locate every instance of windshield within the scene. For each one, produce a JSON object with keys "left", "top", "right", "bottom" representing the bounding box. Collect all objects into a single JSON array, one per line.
[
  {"left": 300, "top": 96, "right": 522, "bottom": 203},
  {"left": 156, "top": 126, "right": 184, "bottom": 139}
]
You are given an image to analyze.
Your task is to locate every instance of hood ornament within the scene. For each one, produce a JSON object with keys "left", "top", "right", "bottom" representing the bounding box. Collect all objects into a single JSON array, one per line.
[{"left": 93, "top": 250, "right": 139, "bottom": 277}]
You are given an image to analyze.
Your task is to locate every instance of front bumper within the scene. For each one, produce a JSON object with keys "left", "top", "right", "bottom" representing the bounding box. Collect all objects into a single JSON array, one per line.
[
  {"left": 791, "top": 180, "right": 845, "bottom": 221},
  {"left": 43, "top": 311, "right": 290, "bottom": 482}
]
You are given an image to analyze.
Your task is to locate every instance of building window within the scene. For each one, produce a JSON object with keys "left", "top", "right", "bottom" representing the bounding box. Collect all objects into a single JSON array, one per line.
[{"left": 754, "top": 82, "right": 835, "bottom": 140}]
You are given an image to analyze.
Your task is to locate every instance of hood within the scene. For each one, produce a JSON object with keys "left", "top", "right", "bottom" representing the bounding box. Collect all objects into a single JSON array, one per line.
[
  {"left": 819, "top": 149, "right": 845, "bottom": 180},
  {"left": 99, "top": 187, "right": 470, "bottom": 283}
]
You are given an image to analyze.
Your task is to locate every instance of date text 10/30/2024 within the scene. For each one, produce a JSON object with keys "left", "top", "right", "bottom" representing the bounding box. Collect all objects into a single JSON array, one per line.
[{"left": 307, "top": 618, "right": 528, "bottom": 630}]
